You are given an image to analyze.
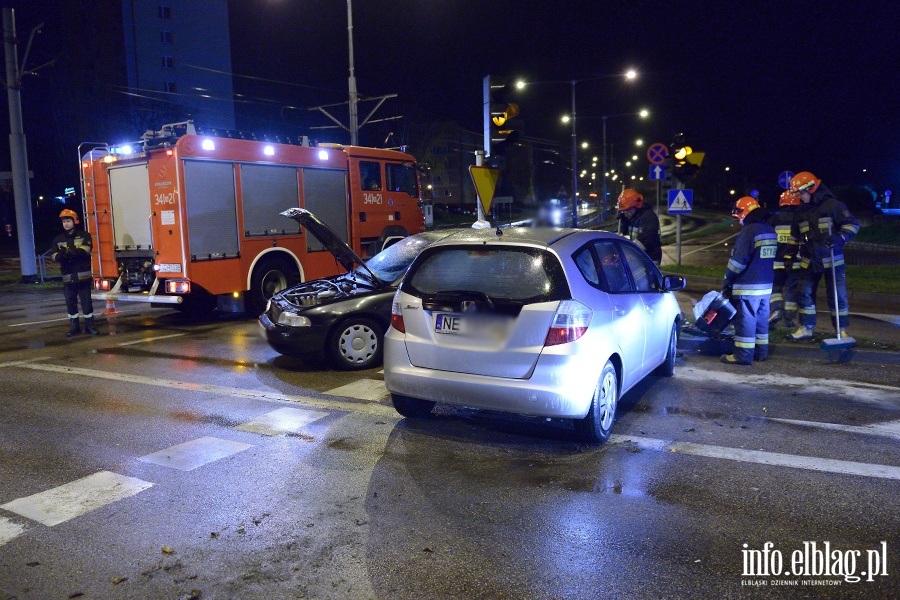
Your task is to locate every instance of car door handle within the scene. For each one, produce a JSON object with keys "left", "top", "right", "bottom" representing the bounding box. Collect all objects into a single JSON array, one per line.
[{"left": 614, "top": 305, "right": 626, "bottom": 316}]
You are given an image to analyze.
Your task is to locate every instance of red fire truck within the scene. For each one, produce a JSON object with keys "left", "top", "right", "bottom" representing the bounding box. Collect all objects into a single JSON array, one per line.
[{"left": 80, "top": 122, "right": 426, "bottom": 313}]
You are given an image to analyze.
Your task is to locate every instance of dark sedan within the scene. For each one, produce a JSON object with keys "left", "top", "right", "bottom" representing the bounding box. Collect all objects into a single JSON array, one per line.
[{"left": 260, "top": 208, "right": 456, "bottom": 370}]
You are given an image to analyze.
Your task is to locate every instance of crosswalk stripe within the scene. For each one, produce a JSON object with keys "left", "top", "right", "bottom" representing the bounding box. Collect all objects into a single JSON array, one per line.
[
  {"left": 0, "top": 516, "right": 27, "bottom": 547},
  {"left": 236, "top": 407, "right": 329, "bottom": 436},
  {"left": 325, "top": 379, "right": 389, "bottom": 402},
  {"left": 609, "top": 435, "right": 900, "bottom": 481},
  {"left": 138, "top": 436, "right": 253, "bottom": 471},
  {"left": 15, "top": 362, "right": 399, "bottom": 418},
  {"left": 0, "top": 471, "right": 153, "bottom": 526}
]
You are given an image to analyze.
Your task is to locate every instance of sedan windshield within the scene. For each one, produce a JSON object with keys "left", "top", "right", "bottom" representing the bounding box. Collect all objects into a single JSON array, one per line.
[{"left": 357, "top": 235, "right": 437, "bottom": 283}]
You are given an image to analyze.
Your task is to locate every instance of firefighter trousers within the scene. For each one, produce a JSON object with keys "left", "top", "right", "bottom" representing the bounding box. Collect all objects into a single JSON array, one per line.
[
  {"left": 64, "top": 279, "right": 94, "bottom": 318},
  {"left": 730, "top": 295, "right": 770, "bottom": 364},
  {"left": 771, "top": 265, "right": 799, "bottom": 324},
  {"left": 796, "top": 265, "right": 849, "bottom": 330}
]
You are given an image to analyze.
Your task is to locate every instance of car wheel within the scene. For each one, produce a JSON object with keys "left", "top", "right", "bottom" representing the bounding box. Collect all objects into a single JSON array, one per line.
[
  {"left": 328, "top": 318, "right": 384, "bottom": 371},
  {"left": 391, "top": 393, "right": 435, "bottom": 418},
  {"left": 654, "top": 322, "right": 678, "bottom": 377},
  {"left": 247, "top": 256, "right": 299, "bottom": 315},
  {"left": 574, "top": 360, "right": 618, "bottom": 444}
]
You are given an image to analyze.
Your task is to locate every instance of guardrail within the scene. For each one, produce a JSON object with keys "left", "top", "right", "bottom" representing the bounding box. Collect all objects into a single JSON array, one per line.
[{"left": 36, "top": 250, "right": 61, "bottom": 283}]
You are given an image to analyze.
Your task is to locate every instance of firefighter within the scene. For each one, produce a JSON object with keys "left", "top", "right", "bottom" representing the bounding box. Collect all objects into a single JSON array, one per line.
[
  {"left": 787, "top": 171, "right": 860, "bottom": 341},
  {"left": 616, "top": 189, "right": 662, "bottom": 265},
  {"left": 767, "top": 190, "right": 802, "bottom": 328},
  {"left": 50, "top": 209, "right": 99, "bottom": 336},
  {"left": 720, "top": 197, "right": 777, "bottom": 365}
]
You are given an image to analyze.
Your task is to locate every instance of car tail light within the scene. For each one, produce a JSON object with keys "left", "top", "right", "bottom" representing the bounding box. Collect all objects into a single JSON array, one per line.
[
  {"left": 390, "top": 289, "right": 405, "bottom": 333},
  {"left": 545, "top": 300, "right": 592, "bottom": 346},
  {"left": 165, "top": 279, "right": 191, "bottom": 294},
  {"left": 93, "top": 278, "right": 112, "bottom": 291}
]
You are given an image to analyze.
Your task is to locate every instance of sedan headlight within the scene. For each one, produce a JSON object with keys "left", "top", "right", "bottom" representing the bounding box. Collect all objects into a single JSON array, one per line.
[{"left": 276, "top": 311, "right": 311, "bottom": 327}]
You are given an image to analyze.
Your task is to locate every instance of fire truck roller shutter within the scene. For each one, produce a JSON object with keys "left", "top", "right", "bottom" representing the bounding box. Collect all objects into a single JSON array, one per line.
[
  {"left": 183, "top": 160, "right": 240, "bottom": 259},
  {"left": 246, "top": 252, "right": 300, "bottom": 316},
  {"left": 108, "top": 163, "right": 152, "bottom": 250},
  {"left": 240, "top": 164, "right": 301, "bottom": 236},
  {"left": 302, "top": 168, "right": 349, "bottom": 250}
]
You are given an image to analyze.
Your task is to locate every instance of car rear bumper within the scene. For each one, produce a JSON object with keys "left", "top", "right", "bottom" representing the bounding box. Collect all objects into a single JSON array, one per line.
[{"left": 383, "top": 333, "right": 599, "bottom": 419}]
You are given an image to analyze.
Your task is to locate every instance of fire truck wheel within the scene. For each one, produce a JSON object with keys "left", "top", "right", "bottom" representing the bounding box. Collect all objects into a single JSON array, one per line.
[
  {"left": 247, "top": 255, "right": 299, "bottom": 315},
  {"left": 328, "top": 317, "right": 384, "bottom": 371}
]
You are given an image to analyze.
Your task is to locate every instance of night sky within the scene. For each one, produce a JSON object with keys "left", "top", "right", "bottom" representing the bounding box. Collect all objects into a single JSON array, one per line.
[
  {"left": 5, "top": 0, "right": 898, "bottom": 202},
  {"left": 225, "top": 0, "right": 897, "bottom": 197}
]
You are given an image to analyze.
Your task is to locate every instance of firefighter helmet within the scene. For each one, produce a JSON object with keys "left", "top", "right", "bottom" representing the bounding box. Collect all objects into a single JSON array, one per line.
[
  {"left": 59, "top": 209, "right": 80, "bottom": 224},
  {"left": 779, "top": 190, "right": 800, "bottom": 207},
  {"left": 617, "top": 189, "right": 643, "bottom": 211},
  {"left": 732, "top": 196, "right": 760, "bottom": 222},
  {"left": 790, "top": 171, "right": 820, "bottom": 194}
]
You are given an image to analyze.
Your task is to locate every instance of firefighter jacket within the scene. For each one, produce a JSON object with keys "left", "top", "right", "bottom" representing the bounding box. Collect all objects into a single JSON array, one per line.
[
  {"left": 50, "top": 228, "right": 93, "bottom": 283},
  {"left": 766, "top": 206, "right": 800, "bottom": 271},
  {"left": 792, "top": 184, "right": 860, "bottom": 273},
  {"left": 622, "top": 206, "right": 662, "bottom": 264},
  {"left": 723, "top": 208, "right": 777, "bottom": 298}
]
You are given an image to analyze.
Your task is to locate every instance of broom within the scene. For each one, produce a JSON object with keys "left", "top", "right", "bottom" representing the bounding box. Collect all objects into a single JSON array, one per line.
[{"left": 820, "top": 224, "right": 856, "bottom": 357}]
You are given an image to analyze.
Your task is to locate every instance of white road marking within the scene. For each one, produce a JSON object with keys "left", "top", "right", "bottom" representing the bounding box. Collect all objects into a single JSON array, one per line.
[
  {"left": 325, "top": 379, "right": 389, "bottom": 402},
  {"left": 0, "top": 471, "right": 153, "bottom": 527},
  {"left": 138, "top": 436, "right": 253, "bottom": 471},
  {"left": 0, "top": 357, "right": 50, "bottom": 368},
  {"left": 766, "top": 418, "right": 900, "bottom": 440},
  {"left": 677, "top": 366, "right": 900, "bottom": 407},
  {"left": 116, "top": 333, "right": 186, "bottom": 346},
  {"left": 7, "top": 308, "right": 146, "bottom": 327},
  {"left": 15, "top": 362, "right": 399, "bottom": 418},
  {"left": 236, "top": 407, "right": 329, "bottom": 436},
  {"left": 0, "top": 516, "right": 27, "bottom": 547},
  {"left": 609, "top": 435, "right": 900, "bottom": 481}
]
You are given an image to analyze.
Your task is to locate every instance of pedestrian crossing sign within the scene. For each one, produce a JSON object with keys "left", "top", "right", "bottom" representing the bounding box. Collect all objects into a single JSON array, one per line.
[{"left": 667, "top": 189, "right": 693, "bottom": 214}]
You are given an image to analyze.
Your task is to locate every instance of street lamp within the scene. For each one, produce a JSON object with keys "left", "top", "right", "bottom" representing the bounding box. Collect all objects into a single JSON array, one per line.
[
  {"left": 600, "top": 109, "right": 649, "bottom": 216},
  {"left": 518, "top": 69, "right": 638, "bottom": 226}
]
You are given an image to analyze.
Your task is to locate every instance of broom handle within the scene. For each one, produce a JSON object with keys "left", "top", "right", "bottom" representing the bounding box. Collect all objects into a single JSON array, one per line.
[{"left": 829, "top": 223, "right": 841, "bottom": 340}]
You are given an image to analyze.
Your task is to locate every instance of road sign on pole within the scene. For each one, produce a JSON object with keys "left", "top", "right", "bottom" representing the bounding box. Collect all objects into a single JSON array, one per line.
[
  {"left": 649, "top": 164, "right": 666, "bottom": 180},
  {"left": 778, "top": 170, "right": 794, "bottom": 190},
  {"left": 647, "top": 143, "right": 668, "bottom": 165},
  {"left": 667, "top": 189, "right": 693, "bottom": 214},
  {"left": 469, "top": 165, "right": 500, "bottom": 215}
]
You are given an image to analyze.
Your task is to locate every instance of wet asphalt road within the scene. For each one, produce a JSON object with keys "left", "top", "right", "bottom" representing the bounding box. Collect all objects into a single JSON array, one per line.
[{"left": 0, "top": 291, "right": 898, "bottom": 599}]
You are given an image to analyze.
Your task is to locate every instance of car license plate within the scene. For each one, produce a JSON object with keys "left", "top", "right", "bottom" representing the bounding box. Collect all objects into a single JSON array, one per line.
[
  {"left": 435, "top": 313, "right": 464, "bottom": 334},
  {"left": 434, "top": 313, "right": 510, "bottom": 339}
]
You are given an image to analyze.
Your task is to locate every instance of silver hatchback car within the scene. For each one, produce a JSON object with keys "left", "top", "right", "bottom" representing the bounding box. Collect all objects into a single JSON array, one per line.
[{"left": 383, "top": 227, "right": 686, "bottom": 443}]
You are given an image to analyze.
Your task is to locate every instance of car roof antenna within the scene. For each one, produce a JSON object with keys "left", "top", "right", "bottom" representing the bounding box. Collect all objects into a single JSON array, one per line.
[{"left": 495, "top": 226, "right": 503, "bottom": 237}]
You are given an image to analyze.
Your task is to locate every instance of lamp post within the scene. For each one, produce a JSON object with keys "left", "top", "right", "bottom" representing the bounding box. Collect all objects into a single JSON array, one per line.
[
  {"left": 600, "top": 109, "right": 649, "bottom": 217},
  {"left": 518, "top": 70, "right": 637, "bottom": 227}
]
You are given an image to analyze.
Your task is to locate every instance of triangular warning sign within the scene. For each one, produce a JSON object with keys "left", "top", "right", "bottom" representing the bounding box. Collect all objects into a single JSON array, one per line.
[
  {"left": 469, "top": 166, "right": 500, "bottom": 214},
  {"left": 670, "top": 191, "right": 690, "bottom": 210}
]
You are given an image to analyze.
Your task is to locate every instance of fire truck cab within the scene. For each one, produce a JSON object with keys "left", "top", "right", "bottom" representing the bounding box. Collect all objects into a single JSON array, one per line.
[{"left": 80, "top": 122, "right": 426, "bottom": 314}]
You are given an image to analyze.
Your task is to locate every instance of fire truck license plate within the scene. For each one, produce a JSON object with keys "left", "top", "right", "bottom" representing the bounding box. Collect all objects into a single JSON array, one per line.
[{"left": 158, "top": 263, "right": 182, "bottom": 273}]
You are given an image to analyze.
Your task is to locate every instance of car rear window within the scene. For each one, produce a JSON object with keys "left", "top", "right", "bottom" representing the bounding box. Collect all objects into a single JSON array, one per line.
[{"left": 404, "top": 246, "right": 570, "bottom": 302}]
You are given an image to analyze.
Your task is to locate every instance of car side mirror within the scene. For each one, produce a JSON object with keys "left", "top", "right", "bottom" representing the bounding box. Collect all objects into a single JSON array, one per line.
[{"left": 663, "top": 275, "right": 686, "bottom": 291}]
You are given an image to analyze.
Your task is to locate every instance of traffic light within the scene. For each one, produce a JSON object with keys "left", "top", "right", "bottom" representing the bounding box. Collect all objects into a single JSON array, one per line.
[
  {"left": 489, "top": 83, "right": 521, "bottom": 156},
  {"left": 671, "top": 134, "right": 703, "bottom": 182}
]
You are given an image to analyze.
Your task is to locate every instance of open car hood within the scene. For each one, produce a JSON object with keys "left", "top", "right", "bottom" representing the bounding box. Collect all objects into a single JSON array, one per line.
[{"left": 280, "top": 207, "right": 378, "bottom": 281}]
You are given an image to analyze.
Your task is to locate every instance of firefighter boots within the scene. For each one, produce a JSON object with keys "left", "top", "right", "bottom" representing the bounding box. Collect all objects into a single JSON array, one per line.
[
  {"left": 66, "top": 318, "right": 81, "bottom": 337},
  {"left": 84, "top": 317, "right": 99, "bottom": 336},
  {"left": 788, "top": 325, "right": 814, "bottom": 341}
]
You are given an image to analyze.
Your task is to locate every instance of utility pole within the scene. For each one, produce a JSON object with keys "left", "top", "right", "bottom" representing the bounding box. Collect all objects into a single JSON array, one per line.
[
  {"left": 3, "top": 7, "right": 37, "bottom": 282},
  {"left": 346, "top": 0, "right": 358, "bottom": 145}
]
